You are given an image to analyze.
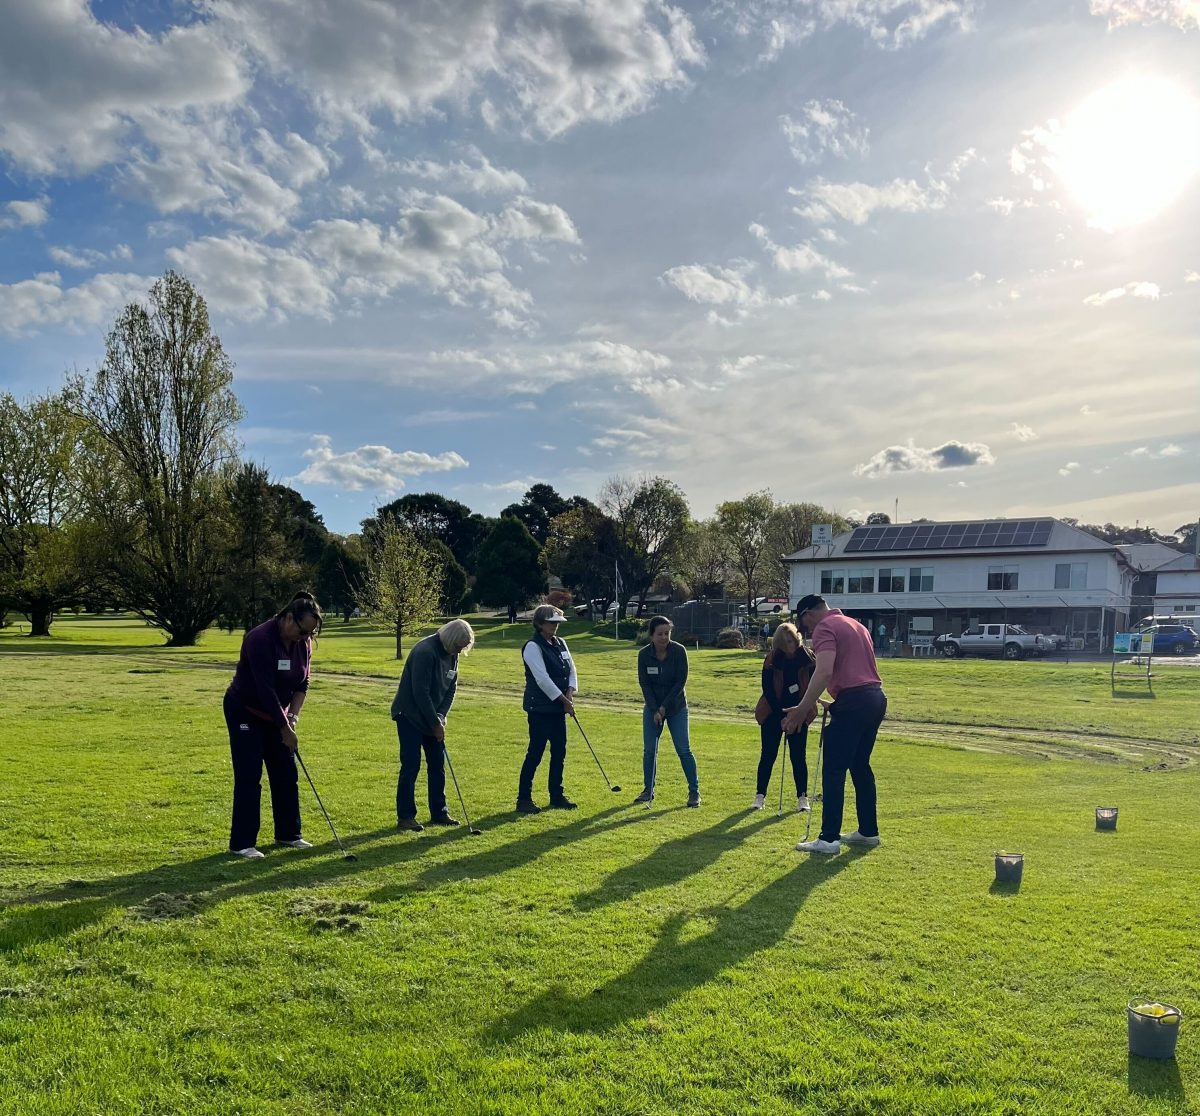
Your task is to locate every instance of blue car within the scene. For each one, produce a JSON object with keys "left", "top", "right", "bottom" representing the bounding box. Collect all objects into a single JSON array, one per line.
[{"left": 1148, "top": 624, "right": 1199, "bottom": 655}]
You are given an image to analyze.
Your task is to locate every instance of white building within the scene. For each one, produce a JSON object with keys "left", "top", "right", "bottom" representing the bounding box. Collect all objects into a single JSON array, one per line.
[
  {"left": 1149, "top": 552, "right": 1200, "bottom": 617},
  {"left": 784, "top": 517, "right": 1137, "bottom": 652}
]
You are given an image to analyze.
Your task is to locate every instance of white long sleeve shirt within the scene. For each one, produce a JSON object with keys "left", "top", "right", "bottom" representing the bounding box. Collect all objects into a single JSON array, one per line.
[{"left": 522, "top": 638, "right": 578, "bottom": 701}]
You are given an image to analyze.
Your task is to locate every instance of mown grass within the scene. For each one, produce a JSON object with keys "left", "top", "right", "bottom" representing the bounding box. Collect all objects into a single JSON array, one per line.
[{"left": 0, "top": 617, "right": 1196, "bottom": 1114}]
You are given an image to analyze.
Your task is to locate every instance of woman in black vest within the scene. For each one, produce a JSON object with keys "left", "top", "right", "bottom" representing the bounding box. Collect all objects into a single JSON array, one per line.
[
  {"left": 517, "top": 605, "right": 579, "bottom": 813},
  {"left": 753, "top": 622, "right": 815, "bottom": 811}
]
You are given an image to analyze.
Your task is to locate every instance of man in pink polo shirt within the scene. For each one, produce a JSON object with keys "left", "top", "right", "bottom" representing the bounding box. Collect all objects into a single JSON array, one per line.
[{"left": 783, "top": 594, "right": 887, "bottom": 855}]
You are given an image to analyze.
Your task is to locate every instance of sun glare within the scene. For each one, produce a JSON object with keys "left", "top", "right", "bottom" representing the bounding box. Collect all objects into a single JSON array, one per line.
[{"left": 1052, "top": 75, "right": 1200, "bottom": 231}]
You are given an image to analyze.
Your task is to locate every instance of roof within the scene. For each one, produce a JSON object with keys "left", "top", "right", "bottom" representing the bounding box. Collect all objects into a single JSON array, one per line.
[
  {"left": 1118, "top": 543, "right": 1192, "bottom": 572},
  {"left": 783, "top": 516, "right": 1116, "bottom": 562}
]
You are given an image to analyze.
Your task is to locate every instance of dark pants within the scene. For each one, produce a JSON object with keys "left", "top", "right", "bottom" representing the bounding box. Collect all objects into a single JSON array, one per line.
[
  {"left": 395, "top": 713, "right": 447, "bottom": 821},
  {"left": 224, "top": 692, "right": 300, "bottom": 851},
  {"left": 757, "top": 715, "right": 808, "bottom": 797},
  {"left": 819, "top": 684, "right": 887, "bottom": 843},
  {"left": 519, "top": 710, "right": 567, "bottom": 802}
]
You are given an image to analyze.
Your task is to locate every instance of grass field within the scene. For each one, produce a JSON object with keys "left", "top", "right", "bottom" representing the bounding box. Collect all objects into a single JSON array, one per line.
[{"left": 1, "top": 616, "right": 1196, "bottom": 1114}]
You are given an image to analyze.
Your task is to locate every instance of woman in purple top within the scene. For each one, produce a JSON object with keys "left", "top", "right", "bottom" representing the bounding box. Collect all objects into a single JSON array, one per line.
[{"left": 223, "top": 592, "right": 323, "bottom": 859}]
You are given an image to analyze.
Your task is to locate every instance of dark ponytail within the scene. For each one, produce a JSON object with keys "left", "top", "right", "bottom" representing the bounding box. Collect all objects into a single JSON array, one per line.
[{"left": 276, "top": 592, "right": 323, "bottom": 639}]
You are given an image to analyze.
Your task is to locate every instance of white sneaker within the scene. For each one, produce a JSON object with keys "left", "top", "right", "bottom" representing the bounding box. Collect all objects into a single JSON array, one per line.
[
  {"left": 750, "top": 793, "right": 766, "bottom": 810},
  {"left": 231, "top": 847, "right": 265, "bottom": 859},
  {"left": 795, "top": 838, "right": 841, "bottom": 855},
  {"left": 277, "top": 838, "right": 313, "bottom": 849},
  {"left": 842, "top": 830, "right": 881, "bottom": 847},
  {"left": 796, "top": 796, "right": 810, "bottom": 812}
]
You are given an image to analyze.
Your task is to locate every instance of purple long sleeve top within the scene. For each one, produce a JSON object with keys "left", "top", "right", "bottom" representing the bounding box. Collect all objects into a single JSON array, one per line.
[{"left": 226, "top": 618, "right": 312, "bottom": 727}]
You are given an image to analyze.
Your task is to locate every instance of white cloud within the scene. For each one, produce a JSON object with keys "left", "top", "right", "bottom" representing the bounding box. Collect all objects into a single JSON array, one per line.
[
  {"left": 1089, "top": 1, "right": 1200, "bottom": 29},
  {"left": 208, "top": 0, "right": 703, "bottom": 138},
  {"left": 48, "top": 243, "right": 133, "bottom": 269},
  {"left": 491, "top": 197, "right": 580, "bottom": 243},
  {"left": 792, "top": 177, "right": 944, "bottom": 225},
  {"left": 1058, "top": 461, "right": 1080, "bottom": 476},
  {"left": 1128, "top": 443, "right": 1185, "bottom": 459},
  {"left": 812, "top": 289, "right": 832, "bottom": 301},
  {"left": 662, "top": 263, "right": 765, "bottom": 306},
  {"left": 294, "top": 434, "right": 468, "bottom": 495},
  {"left": 1010, "top": 423, "right": 1038, "bottom": 441},
  {"left": 0, "top": 270, "right": 149, "bottom": 336},
  {"left": 1080, "top": 404, "right": 1096, "bottom": 415},
  {"left": 749, "top": 223, "right": 851, "bottom": 279},
  {"left": 1185, "top": 270, "right": 1200, "bottom": 283},
  {"left": 399, "top": 149, "right": 529, "bottom": 195},
  {"left": 1083, "top": 281, "right": 1161, "bottom": 306},
  {"left": 779, "top": 99, "right": 868, "bottom": 164},
  {"left": 1, "top": 197, "right": 50, "bottom": 228},
  {"left": 853, "top": 439, "right": 995, "bottom": 477}
]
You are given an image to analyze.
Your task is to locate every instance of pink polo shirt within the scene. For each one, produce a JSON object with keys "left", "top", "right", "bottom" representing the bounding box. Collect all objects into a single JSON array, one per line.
[{"left": 811, "top": 609, "right": 881, "bottom": 698}]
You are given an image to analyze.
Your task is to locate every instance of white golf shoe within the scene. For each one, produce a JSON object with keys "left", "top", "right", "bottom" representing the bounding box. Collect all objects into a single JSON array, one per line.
[
  {"left": 750, "top": 793, "right": 766, "bottom": 810},
  {"left": 796, "top": 795, "right": 810, "bottom": 812},
  {"left": 277, "top": 838, "right": 313, "bottom": 849},
  {"left": 795, "top": 837, "right": 841, "bottom": 855},
  {"left": 231, "top": 847, "right": 265, "bottom": 859},
  {"left": 842, "top": 831, "right": 881, "bottom": 847}
]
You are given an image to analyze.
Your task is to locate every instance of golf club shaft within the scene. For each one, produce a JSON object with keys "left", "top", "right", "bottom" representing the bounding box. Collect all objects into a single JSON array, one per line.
[
  {"left": 647, "top": 720, "right": 663, "bottom": 808},
  {"left": 778, "top": 726, "right": 788, "bottom": 816},
  {"left": 443, "top": 744, "right": 478, "bottom": 833},
  {"left": 570, "top": 713, "right": 619, "bottom": 791},
  {"left": 296, "top": 750, "right": 351, "bottom": 857},
  {"left": 803, "top": 709, "right": 828, "bottom": 843}
]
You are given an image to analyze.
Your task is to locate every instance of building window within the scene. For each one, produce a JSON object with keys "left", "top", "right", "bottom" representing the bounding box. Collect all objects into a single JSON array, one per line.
[
  {"left": 820, "top": 569, "right": 845, "bottom": 594},
  {"left": 1054, "top": 562, "right": 1087, "bottom": 589},
  {"left": 987, "top": 565, "right": 1019, "bottom": 591},
  {"left": 847, "top": 574, "right": 876, "bottom": 594},
  {"left": 908, "top": 566, "right": 933, "bottom": 592},
  {"left": 877, "top": 568, "right": 905, "bottom": 592}
]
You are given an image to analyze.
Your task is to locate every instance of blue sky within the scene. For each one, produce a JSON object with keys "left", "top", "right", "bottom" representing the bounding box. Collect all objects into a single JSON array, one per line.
[{"left": 1, "top": 0, "right": 1197, "bottom": 536}]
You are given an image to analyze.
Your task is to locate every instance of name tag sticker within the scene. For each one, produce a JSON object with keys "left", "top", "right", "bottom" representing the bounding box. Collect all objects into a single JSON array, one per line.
[
  {"left": 788, "top": 683, "right": 800, "bottom": 693},
  {"left": 277, "top": 659, "right": 291, "bottom": 671},
  {"left": 647, "top": 666, "right": 660, "bottom": 675},
  {"left": 446, "top": 669, "right": 457, "bottom": 680},
  {"left": 239, "top": 723, "right": 249, "bottom": 731}
]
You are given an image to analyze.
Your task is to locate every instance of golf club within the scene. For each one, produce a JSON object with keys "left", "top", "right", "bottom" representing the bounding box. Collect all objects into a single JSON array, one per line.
[
  {"left": 570, "top": 712, "right": 621, "bottom": 793},
  {"left": 646, "top": 718, "right": 663, "bottom": 810},
  {"left": 296, "top": 750, "right": 357, "bottom": 860},
  {"left": 801, "top": 708, "right": 827, "bottom": 844},
  {"left": 777, "top": 724, "right": 789, "bottom": 817},
  {"left": 443, "top": 744, "right": 482, "bottom": 835}
]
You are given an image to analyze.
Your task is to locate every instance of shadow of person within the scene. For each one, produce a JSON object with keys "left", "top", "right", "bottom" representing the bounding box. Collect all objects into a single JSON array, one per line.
[
  {"left": 1127, "top": 1053, "right": 1186, "bottom": 1101},
  {"left": 489, "top": 856, "right": 853, "bottom": 1041},
  {"left": 574, "top": 809, "right": 778, "bottom": 912}
]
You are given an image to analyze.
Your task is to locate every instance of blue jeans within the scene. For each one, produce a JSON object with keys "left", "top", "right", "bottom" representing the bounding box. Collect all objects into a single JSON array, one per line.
[
  {"left": 642, "top": 706, "right": 698, "bottom": 795},
  {"left": 819, "top": 684, "right": 887, "bottom": 843}
]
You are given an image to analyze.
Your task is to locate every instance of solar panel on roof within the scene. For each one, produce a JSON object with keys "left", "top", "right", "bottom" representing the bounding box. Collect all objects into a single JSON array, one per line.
[{"left": 836, "top": 519, "right": 1056, "bottom": 554}]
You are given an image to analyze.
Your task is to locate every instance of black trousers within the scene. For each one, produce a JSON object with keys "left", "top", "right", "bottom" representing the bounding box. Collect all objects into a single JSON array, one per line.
[
  {"left": 518, "top": 711, "right": 567, "bottom": 801},
  {"left": 395, "top": 713, "right": 448, "bottom": 821},
  {"left": 819, "top": 684, "right": 887, "bottom": 843},
  {"left": 224, "top": 692, "right": 301, "bottom": 851},
  {"left": 756, "top": 715, "right": 808, "bottom": 796}
]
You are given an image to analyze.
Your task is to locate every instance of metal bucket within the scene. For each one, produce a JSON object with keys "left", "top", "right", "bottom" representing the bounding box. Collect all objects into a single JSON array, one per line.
[
  {"left": 994, "top": 852, "right": 1024, "bottom": 883},
  {"left": 1127, "top": 1000, "right": 1182, "bottom": 1060},
  {"left": 1095, "top": 807, "right": 1118, "bottom": 831}
]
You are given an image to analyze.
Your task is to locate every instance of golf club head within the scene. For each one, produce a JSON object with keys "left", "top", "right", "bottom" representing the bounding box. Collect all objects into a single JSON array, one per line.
[
  {"left": 469, "top": 827, "right": 482, "bottom": 835},
  {"left": 611, "top": 785, "right": 622, "bottom": 792},
  {"left": 342, "top": 852, "right": 358, "bottom": 861}
]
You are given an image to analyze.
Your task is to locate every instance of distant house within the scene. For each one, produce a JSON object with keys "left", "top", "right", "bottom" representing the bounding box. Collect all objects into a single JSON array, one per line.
[{"left": 784, "top": 517, "right": 1137, "bottom": 652}]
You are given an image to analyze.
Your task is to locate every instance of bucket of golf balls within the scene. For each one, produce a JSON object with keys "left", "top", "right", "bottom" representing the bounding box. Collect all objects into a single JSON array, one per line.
[
  {"left": 994, "top": 852, "right": 1023, "bottom": 883},
  {"left": 1127, "top": 1000, "right": 1182, "bottom": 1060},
  {"left": 1095, "top": 807, "right": 1118, "bottom": 831}
]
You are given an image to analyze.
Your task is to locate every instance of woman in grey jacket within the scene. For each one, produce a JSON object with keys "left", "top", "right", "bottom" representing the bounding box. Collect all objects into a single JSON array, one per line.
[{"left": 636, "top": 615, "right": 700, "bottom": 806}]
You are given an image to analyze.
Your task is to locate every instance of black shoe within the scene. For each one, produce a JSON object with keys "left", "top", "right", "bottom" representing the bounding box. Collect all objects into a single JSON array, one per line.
[
  {"left": 548, "top": 797, "right": 578, "bottom": 810},
  {"left": 634, "top": 789, "right": 654, "bottom": 803},
  {"left": 515, "top": 799, "right": 541, "bottom": 814},
  {"left": 428, "top": 813, "right": 460, "bottom": 826},
  {"left": 396, "top": 817, "right": 424, "bottom": 832},
  {"left": 687, "top": 791, "right": 701, "bottom": 807}
]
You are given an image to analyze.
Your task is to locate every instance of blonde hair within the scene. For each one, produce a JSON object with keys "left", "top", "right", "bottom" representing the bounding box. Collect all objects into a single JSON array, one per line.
[
  {"left": 438, "top": 618, "right": 476, "bottom": 656},
  {"left": 766, "top": 622, "right": 808, "bottom": 667}
]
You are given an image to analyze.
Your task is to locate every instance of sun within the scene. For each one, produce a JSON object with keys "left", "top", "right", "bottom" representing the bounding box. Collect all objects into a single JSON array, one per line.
[{"left": 1051, "top": 75, "right": 1200, "bottom": 231}]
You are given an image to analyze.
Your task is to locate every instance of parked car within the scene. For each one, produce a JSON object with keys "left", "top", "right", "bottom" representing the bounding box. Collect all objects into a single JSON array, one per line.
[
  {"left": 936, "top": 624, "right": 1051, "bottom": 660},
  {"left": 1133, "top": 615, "right": 1198, "bottom": 634},
  {"left": 1144, "top": 624, "right": 1199, "bottom": 655}
]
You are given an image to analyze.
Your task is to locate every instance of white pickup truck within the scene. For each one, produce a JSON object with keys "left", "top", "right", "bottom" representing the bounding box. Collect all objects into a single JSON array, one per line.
[{"left": 936, "top": 624, "right": 1051, "bottom": 660}]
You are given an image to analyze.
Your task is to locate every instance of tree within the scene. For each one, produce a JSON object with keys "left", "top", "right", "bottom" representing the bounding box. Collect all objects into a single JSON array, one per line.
[
  {"left": 358, "top": 516, "right": 441, "bottom": 658},
  {"left": 0, "top": 388, "right": 93, "bottom": 635},
  {"left": 545, "top": 503, "right": 620, "bottom": 615},
  {"left": 715, "top": 491, "right": 776, "bottom": 614},
  {"left": 866, "top": 512, "right": 891, "bottom": 525},
  {"left": 77, "top": 271, "right": 244, "bottom": 645},
  {"left": 374, "top": 492, "right": 492, "bottom": 571},
  {"left": 316, "top": 534, "right": 367, "bottom": 621},
  {"left": 598, "top": 475, "right": 690, "bottom": 615},
  {"left": 678, "top": 518, "right": 733, "bottom": 599},
  {"left": 427, "top": 538, "right": 470, "bottom": 614},
  {"left": 500, "top": 483, "right": 577, "bottom": 546},
  {"left": 762, "top": 503, "right": 855, "bottom": 595},
  {"left": 473, "top": 516, "right": 547, "bottom": 612}
]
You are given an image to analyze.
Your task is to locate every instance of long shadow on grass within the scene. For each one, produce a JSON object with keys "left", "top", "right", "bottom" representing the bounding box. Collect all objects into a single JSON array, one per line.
[
  {"left": 574, "top": 809, "right": 779, "bottom": 912},
  {"left": 1127, "top": 1055, "right": 1186, "bottom": 1102},
  {"left": 490, "top": 857, "right": 852, "bottom": 1040},
  {"left": 368, "top": 803, "right": 658, "bottom": 902},
  {"left": 0, "top": 812, "right": 519, "bottom": 953}
]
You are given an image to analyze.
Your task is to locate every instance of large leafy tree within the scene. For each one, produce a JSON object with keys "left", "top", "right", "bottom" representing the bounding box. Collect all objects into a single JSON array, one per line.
[
  {"left": 0, "top": 387, "right": 94, "bottom": 635},
  {"left": 316, "top": 534, "right": 367, "bottom": 621},
  {"left": 678, "top": 517, "right": 733, "bottom": 600},
  {"left": 762, "top": 502, "right": 855, "bottom": 595},
  {"left": 358, "top": 516, "right": 441, "bottom": 658},
  {"left": 716, "top": 491, "right": 776, "bottom": 615},
  {"left": 544, "top": 503, "right": 620, "bottom": 615},
  {"left": 501, "top": 484, "right": 587, "bottom": 546},
  {"left": 373, "top": 492, "right": 492, "bottom": 572},
  {"left": 77, "top": 271, "right": 243, "bottom": 646},
  {"left": 473, "top": 515, "right": 547, "bottom": 612},
  {"left": 598, "top": 475, "right": 690, "bottom": 616}
]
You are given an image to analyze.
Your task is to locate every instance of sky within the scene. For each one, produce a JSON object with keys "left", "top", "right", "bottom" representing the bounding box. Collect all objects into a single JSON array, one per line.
[{"left": 1, "top": 0, "right": 1198, "bottom": 537}]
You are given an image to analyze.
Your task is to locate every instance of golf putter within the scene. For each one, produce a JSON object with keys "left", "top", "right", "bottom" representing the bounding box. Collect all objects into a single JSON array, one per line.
[
  {"left": 443, "top": 744, "right": 482, "bottom": 835},
  {"left": 777, "top": 726, "right": 789, "bottom": 817},
  {"left": 646, "top": 718, "right": 664, "bottom": 810},
  {"left": 296, "top": 750, "right": 357, "bottom": 860},
  {"left": 571, "top": 712, "right": 622, "bottom": 792},
  {"left": 801, "top": 708, "right": 828, "bottom": 844}
]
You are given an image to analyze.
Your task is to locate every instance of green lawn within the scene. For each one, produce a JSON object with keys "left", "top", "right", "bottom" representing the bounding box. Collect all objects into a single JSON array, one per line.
[{"left": 0, "top": 617, "right": 1196, "bottom": 1114}]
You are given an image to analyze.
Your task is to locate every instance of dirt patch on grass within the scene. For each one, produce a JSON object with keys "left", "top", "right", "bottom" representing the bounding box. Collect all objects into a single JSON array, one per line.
[
  {"left": 128, "top": 892, "right": 202, "bottom": 921},
  {"left": 288, "top": 896, "right": 371, "bottom": 933}
]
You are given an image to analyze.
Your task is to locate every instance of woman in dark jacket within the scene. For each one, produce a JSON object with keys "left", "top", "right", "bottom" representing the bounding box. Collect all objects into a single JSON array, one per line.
[
  {"left": 753, "top": 621, "right": 815, "bottom": 811},
  {"left": 223, "top": 592, "right": 322, "bottom": 858},
  {"left": 636, "top": 615, "right": 700, "bottom": 806}
]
